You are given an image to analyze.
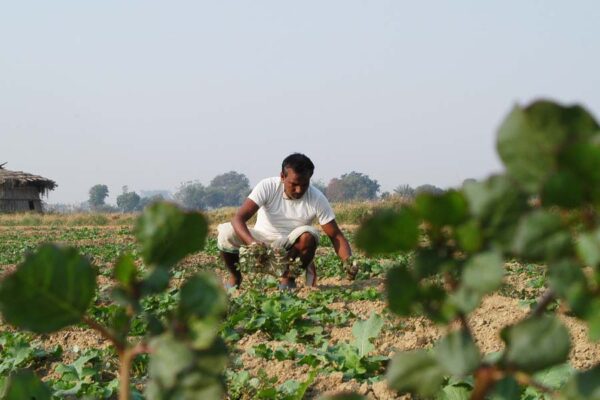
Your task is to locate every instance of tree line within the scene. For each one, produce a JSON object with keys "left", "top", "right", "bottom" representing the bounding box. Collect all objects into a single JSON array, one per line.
[{"left": 85, "top": 171, "right": 446, "bottom": 212}]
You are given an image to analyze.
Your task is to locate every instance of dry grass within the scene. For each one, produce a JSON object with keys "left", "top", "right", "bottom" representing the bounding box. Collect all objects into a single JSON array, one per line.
[
  {"left": 0, "top": 197, "right": 412, "bottom": 227},
  {"left": 0, "top": 212, "right": 135, "bottom": 226},
  {"left": 331, "top": 196, "right": 412, "bottom": 225}
]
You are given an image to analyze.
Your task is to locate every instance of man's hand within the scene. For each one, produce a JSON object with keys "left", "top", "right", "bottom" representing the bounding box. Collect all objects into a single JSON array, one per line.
[
  {"left": 248, "top": 242, "right": 269, "bottom": 266},
  {"left": 343, "top": 257, "right": 359, "bottom": 280}
]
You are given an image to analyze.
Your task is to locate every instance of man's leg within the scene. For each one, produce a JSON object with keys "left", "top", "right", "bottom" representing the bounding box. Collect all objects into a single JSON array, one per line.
[
  {"left": 221, "top": 251, "right": 242, "bottom": 287},
  {"left": 217, "top": 223, "right": 245, "bottom": 288},
  {"left": 282, "top": 232, "right": 317, "bottom": 287}
]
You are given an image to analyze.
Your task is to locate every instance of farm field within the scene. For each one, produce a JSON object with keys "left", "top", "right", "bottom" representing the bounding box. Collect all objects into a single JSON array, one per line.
[{"left": 1, "top": 213, "right": 600, "bottom": 399}]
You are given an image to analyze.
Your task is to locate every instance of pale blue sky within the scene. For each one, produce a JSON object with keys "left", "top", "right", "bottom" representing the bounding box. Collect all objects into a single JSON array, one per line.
[{"left": 2, "top": 1, "right": 599, "bottom": 203}]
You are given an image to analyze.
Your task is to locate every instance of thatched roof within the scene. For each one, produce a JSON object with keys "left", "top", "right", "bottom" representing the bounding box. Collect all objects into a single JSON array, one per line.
[{"left": 0, "top": 164, "right": 57, "bottom": 193}]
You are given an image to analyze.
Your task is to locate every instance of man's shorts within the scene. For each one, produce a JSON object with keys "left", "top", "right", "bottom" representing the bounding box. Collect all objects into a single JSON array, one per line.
[{"left": 217, "top": 223, "right": 320, "bottom": 254}]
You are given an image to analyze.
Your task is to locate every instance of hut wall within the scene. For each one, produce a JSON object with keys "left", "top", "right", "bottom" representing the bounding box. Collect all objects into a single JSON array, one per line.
[{"left": 0, "top": 186, "right": 43, "bottom": 213}]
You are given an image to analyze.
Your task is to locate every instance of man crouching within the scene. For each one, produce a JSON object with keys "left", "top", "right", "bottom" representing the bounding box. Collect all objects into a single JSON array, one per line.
[{"left": 217, "top": 153, "right": 353, "bottom": 289}]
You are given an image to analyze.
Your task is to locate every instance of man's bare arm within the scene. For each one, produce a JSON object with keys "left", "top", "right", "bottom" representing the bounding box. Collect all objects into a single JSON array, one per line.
[
  {"left": 231, "top": 198, "right": 260, "bottom": 246},
  {"left": 321, "top": 219, "right": 352, "bottom": 261}
]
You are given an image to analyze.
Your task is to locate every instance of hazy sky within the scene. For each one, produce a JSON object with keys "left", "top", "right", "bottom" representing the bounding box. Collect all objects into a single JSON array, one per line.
[{"left": 2, "top": 1, "right": 599, "bottom": 204}]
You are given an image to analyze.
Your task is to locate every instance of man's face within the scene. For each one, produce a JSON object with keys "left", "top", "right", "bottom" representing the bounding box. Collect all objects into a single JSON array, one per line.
[{"left": 281, "top": 168, "right": 310, "bottom": 199}]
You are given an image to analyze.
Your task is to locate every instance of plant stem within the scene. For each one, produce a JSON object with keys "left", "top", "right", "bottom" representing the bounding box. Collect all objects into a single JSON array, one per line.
[
  {"left": 458, "top": 313, "right": 473, "bottom": 338},
  {"left": 514, "top": 371, "right": 555, "bottom": 395},
  {"left": 83, "top": 316, "right": 124, "bottom": 352},
  {"left": 83, "top": 316, "right": 149, "bottom": 400},
  {"left": 118, "top": 349, "right": 132, "bottom": 400},
  {"left": 471, "top": 365, "right": 503, "bottom": 400},
  {"left": 118, "top": 342, "right": 148, "bottom": 400},
  {"left": 531, "top": 289, "right": 555, "bottom": 317}
]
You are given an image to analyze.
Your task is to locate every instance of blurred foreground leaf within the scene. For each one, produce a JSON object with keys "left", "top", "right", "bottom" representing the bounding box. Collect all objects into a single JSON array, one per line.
[
  {"left": 136, "top": 202, "right": 208, "bottom": 267},
  {"left": 0, "top": 244, "right": 96, "bottom": 334},
  {"left": 355, "top": 208, "right": 419, "bottom": 255},
  {"left": 502, "top": 315, "right": 570, "bottom": 373}
]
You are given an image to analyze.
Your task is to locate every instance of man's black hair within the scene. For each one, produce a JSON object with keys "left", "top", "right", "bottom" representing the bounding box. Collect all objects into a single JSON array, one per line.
[{"left": 282, "top": 153, "right": 314, "bottom": 177}]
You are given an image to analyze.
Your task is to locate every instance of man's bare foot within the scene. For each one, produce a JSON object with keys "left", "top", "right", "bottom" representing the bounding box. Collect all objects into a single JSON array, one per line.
[{"left": 226, "top": 272, "right": 242, "bottom": 289}]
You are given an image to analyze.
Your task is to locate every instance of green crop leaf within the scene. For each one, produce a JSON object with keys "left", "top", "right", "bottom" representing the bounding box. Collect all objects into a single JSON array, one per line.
[
  {"left": 178, "top": 272, "right": 228, "bottom": 321},
  {"left": 577, "top": 229, "right": 600, "bottom": 267},
  {"left": 497, "top": 100, "right": 600, "bottom": 193},
  {"left": 541, "top": 170, "right": 586, "bottom": 208},
  {"left": 560, "top": 364, "right": 600, "bottom": 399},
  {"left": 512, "top": 210, "right": 573, "bottom": 262},
  {"left": 462, "top": 250, "right": 504, "bottom": 295},
  {"left": 1, "top": 369, "right": 51, "bottom": 400},
  {"left": 386, "top": 350, "right": 444, "bottom": 397},
  {"left": 0, "top": 244, "right": 96, "bottom": 334},
  {"left": 501, "top": 315, "right": 571, "bottom": 373},
  {"left": 434, "top": 330, "right": 481, "bottom": 376},
  {"left": 386, "top": 266, "right": 419, "bottom": 316},
  {"left": 415, "top": 190, "right": 468, "bottom": 227},
  {"left": 355, "top": 208, "right": 419, "bottom": 255},
  {"left": 114, "top": 253, "right": 137, "bottom": 288},
  {"left": 352, "top": 312, "right": 384, "bottom": 357},
  {"left": 136, "top": 202, "right": 208, "bottom": 267},
  {"left": 462, "top": 175, "right": 528, "bottom": 247}
]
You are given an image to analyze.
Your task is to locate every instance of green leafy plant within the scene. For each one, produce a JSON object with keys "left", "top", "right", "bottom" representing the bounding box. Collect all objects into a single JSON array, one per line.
[
  {"left": 356, "top": 99, "right": 600, "bottom": 399},
  {"left": 0, "top": 202, "right": 227, "bottom": 400},
  {"left": 238, "top": 242, "right": 303, "bottom": 281}
]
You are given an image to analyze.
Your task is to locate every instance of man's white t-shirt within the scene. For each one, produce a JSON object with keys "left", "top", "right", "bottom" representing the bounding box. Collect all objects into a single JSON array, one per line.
[{"left": 248, "top": 177, "right": 336, "bottom": 238}]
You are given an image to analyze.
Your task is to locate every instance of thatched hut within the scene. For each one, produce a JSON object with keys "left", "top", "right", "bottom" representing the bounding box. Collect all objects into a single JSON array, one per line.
[{"left": 0, "top": 163, "right": 57, "bottom": 213}]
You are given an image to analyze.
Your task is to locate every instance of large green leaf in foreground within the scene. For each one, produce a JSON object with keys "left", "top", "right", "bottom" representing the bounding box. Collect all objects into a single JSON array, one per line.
[
  {"left": 434, "top": 330, "right": 481, "bottom": 376},
  {"left": 497, "top": 100, "right": 600, "bottom": 193},
  {"left": 0, "top": 244, "right": 96, "bottom": 334},
  {"left": 501, "top": 315, "right": 571, "bottom": 373},
  {"left": 355, "top": 208, "right": 419, "bottom": 255},
  {"left": 1, "top": 369, "right": 51, "bottom": 400},
  {"left": 146, "top": 333, "right": 228, "bottom": 400},
  {"left": 136, "top": 202, "right": 208, "bottom": 267},
  {"left": 387, "top": 349, "right": 445, "bottom": 397}
]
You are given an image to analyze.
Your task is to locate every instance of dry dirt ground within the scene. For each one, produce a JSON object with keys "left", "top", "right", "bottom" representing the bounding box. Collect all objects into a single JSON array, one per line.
[{"left": 219, "top": 275, "right": 600, "bottom": 399}]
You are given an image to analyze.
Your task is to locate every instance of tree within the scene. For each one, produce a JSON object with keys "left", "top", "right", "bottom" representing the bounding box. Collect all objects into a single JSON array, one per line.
[
  {"left": 325, "top": 172, "right": 380, "bottom": 202},
  {"left": 88, "top": 184, "right": 109, "bottom": 210},
  {"left": 414, "top": 184, "right": 444, "bottom": 195},
  {"left": 311, "top": 179, "right": 328, "bottom": 195},
  {"left": 206, "top": 171, "right": 250, "bottom": 208},
  {"left": 137, "top": 194, "right": 165, "bottom": 211},
  {"left": 174, "top": 181, "right": 206, "bottom": 210},
  {"left": 393, "top": 184, "right": 416, "bottom": 198},
  {"left": 116, "top": 186, "right": 141, "bottom": 212},
  {"left": 462, "top": 178, "right": 477, "bottom": 187}
]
